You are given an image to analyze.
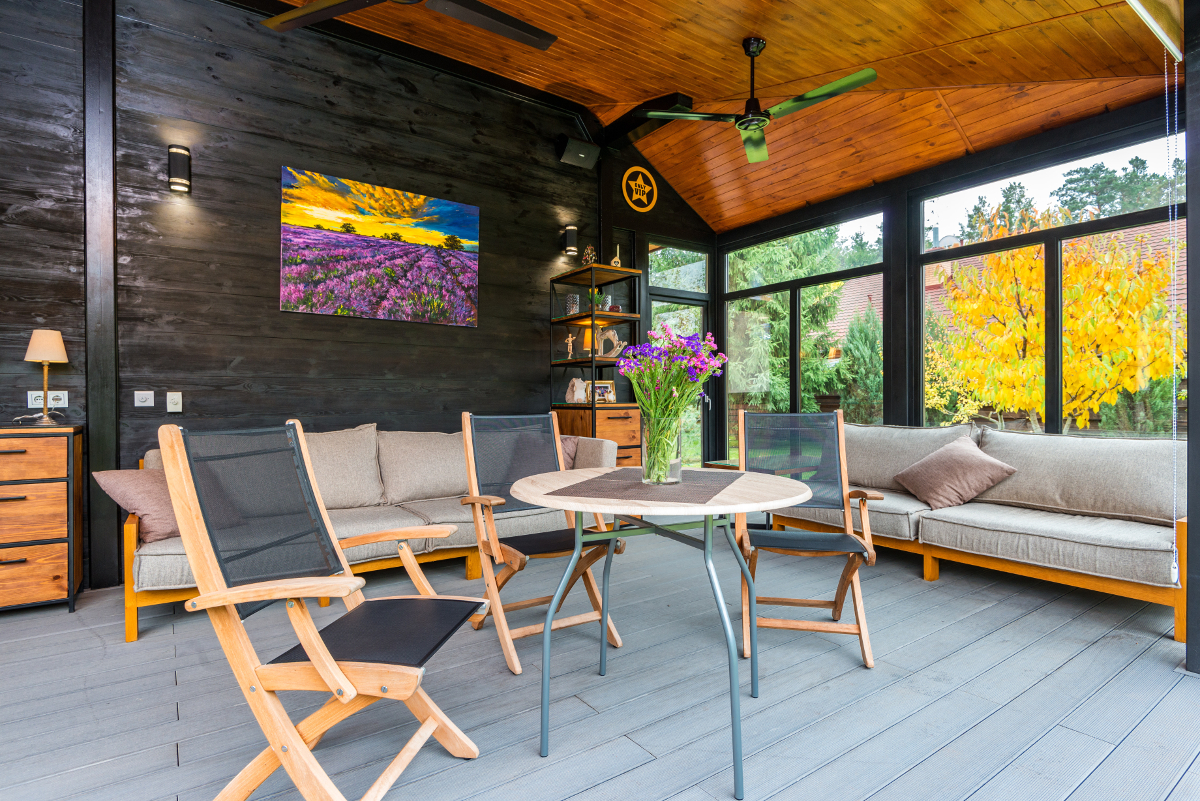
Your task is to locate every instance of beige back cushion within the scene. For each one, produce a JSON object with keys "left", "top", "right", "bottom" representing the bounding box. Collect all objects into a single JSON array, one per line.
[
  {"left": 378, "top": 430, "right": 469, "bottom": 504},
  {"left": 143, "top": 449, "right": 164, "bottom": 470},
  {"left": 843, "top": 423, "right": 977, "bottom": 490},
  {"left": 304, "top": 424, "right": 385, "bottom": 509},
  {"left": 976, "top": 428, "right": 1185, "bottom": 525}
]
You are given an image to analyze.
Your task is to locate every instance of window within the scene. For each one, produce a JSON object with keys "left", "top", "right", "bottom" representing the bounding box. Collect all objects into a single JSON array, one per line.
[
  {"left": 1061, "top": 221, "right": 1185, "bottom": 437},
  {"left": 924, "top": 244, "right": 1046, "bottom": 431},
  {"left": 727, "top": 213, "right": 882, "bottom": 292},
  {"left": 726, "top": 292, "right": 789, "bottom": 452},
  {"left": 649, "top": 244, "right": 707, "bottom": 293},
  {"left": 802, "top": 273, "right": 883, "bottom": 424},
  {"left": 922, "top": 134, "right": 1183, "bottom": 251},
  {"left": 652, "top": 300, "right": 705, "bottom": 466}
]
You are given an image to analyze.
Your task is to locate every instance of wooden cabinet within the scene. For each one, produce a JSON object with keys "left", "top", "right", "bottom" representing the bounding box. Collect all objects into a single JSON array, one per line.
[
  {"left": 553, "top": 404, "right": 641, "bottom": 466},
  {"left": 0, "top": 427, "right": 83, "bottom": 612}
]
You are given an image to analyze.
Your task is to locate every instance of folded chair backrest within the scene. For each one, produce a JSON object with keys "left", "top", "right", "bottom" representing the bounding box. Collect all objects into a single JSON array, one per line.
[
  {"left": 161, "top": 422, "right": 358, "bottom": 617},
  {"left": 465, "top": 414, "right": 563, "bottom": 513},
  {"left": 741, "top": 412, "right": 848, "bottom": 510}
]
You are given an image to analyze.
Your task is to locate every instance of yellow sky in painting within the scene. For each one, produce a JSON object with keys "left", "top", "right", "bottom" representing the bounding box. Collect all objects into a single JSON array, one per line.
[{"left": 281, "top": 169, "right": 478, "bottom": 248}]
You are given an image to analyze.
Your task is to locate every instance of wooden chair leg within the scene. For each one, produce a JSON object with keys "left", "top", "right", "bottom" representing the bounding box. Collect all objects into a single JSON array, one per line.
[
  {"left": 832, "top": 555, "right": 859, "bottom": 622},
  {"left": 923, "top": 552, "right": 940, "bottom": 581},
  {"left": 317, "top": 597, "right": 331, "bottom": 608},
  {"left": 479, "top": 557, "right": 521, "bottom": 674},
  {"left": 581, "top": 567, "right": 622, "bottom": 647},
  {"left": 555, "top": 545, "right": 610, "bottom": 612},
  {"left": 402, "top": 686, "right": 480, "bottom": 759},
  {"left": 471, "top": 562, "right": 516, "bottom": 629},
  {"left": 850, "top": 569, "right": 874, "bottom": 668},
  {"left": 124, "top": 593, "right": 139, "bottom": 643}
]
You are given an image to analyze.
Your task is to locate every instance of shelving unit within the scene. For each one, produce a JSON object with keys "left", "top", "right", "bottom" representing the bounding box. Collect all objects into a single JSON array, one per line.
[{"left": 550, "top": 261, "right": 643, "bottom": 466}]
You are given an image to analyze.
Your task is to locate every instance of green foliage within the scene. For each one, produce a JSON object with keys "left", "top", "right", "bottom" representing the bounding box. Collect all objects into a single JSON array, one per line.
[
  {"left": 836, "top": 305, "right": 884, "bottom": 423},
  {"left": 340, "top": 222, "right": 356, "bottom": 234},
  {"left": 960, "top": 182, "right": 1035, "bottom": 243},
  {"left": 1052, "top": 156, "right": 1185, "bottom": 220},
  {"left": 649, "top": 246, "right": 707, "bottom": 292},
  {"left": 443, "top": 234, "right": 464, "bottom": 251}
]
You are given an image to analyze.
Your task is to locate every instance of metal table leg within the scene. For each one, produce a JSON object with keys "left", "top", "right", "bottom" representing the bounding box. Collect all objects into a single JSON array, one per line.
[
  {"left": 599, "top": 536, "right": 617, "bottom": 676},
  {"left": 720, "top": 515, "right": 758, "bottom": 698},
  {"left": 703, "top": 515, "right": 745, "bottom": 800},
  {"left": 541, "top": 510, "right": 584, "bottom": 758}
]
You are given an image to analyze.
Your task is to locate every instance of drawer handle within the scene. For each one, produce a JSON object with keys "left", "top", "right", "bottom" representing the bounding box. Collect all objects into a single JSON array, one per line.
[
  {"left": 0, "top": 558, "right": 27, "bottom": 565},
  {"left": 0, "top": 496, "right": 27, "bottom": 502},
  {"left": 604, "top": 414, "right": 633, "bottom": 420},
  {"left": 617, "top": 454, "right": 634, "bottom": 460},
  {"left": 0, "top": 449, "right": 28, "bottom": 455}
]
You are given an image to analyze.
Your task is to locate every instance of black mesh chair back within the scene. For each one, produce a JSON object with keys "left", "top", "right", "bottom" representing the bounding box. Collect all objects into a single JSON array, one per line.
[
  {"left": 467, "top": 414, "right": 562, "bottom": 513},
  {"left": 181, "top": 424, "right": 343, "bottom": 617},
  {"left": 743, "top": 412, "right": 845, "bottom": 509}
]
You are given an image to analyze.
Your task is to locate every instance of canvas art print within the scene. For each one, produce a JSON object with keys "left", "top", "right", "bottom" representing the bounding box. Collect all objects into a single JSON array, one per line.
[{"left": 280, "top": 167, "right": 480, "bottom": 327}]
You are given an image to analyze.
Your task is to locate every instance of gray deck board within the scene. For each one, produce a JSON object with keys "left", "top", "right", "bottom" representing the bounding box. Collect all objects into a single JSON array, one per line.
[{"left": 0, "top": 532, "right": 1189, "bottom": 801}]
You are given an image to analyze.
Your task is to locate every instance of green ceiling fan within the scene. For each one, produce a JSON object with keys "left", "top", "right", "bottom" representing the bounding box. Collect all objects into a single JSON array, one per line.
[{"left": 636, "top": 38, "right": 877, "bottom": 164}]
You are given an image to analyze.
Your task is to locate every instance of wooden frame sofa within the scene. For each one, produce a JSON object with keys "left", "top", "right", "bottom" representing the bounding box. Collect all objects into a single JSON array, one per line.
[{"left": 774, "top": 423, "right": 1188, "bottom": 642}]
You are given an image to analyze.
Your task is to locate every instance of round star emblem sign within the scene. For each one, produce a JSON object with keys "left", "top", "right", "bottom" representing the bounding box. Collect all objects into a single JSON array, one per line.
[{"left": 622, "top": 166, "right": 657, "bottom": 212}]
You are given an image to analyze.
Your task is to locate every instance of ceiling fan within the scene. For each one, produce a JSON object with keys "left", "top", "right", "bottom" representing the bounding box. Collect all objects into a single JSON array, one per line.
[
  {"left": 637, "top": 38, "right": 877, "bottom": 164},
  {"left": 261, "top": 0, "right": 557, "bottom": 51}
]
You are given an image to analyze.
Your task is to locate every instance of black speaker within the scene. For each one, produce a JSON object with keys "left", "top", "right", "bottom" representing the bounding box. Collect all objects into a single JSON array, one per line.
[{"left": 556, "top": 136, "right": 601, "bottom": 169}]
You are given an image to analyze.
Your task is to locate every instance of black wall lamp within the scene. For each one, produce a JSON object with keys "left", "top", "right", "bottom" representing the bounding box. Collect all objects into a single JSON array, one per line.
[
  {"left": 168, "top": 145, "right": 191, "bottom": 193},
  {"left": 561, "top": 224, "right": 578, "bottom": 256}
]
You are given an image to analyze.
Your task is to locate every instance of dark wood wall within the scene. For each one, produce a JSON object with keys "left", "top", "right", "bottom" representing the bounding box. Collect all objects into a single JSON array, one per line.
[
  {"left": 0, "top": 0, "right": 86, "bottom": 425},
  {"left": 113, "top": 0, "right": 598, "bottom": 466}
]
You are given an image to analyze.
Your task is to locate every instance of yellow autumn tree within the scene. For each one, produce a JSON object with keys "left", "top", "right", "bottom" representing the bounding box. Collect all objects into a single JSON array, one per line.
[{"left": 929, "top": 209, "right": 1185, "bottom": 431}]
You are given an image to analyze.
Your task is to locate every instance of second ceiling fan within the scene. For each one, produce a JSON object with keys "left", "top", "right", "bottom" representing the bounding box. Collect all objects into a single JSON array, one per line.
[{"left": 638, "top": 38, "right": 877, "bottom": 164}]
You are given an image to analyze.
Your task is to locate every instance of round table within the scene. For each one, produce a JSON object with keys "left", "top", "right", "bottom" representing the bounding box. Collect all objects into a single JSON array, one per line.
[{"left": 511, "top": 466, "right": 812, "bottom": 800}]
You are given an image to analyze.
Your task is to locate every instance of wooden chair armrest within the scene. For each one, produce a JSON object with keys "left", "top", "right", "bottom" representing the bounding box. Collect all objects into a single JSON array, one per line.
[
  {"left": 339, "top": 525, "right": 457, "bottom": 549},
  {"left": 849, "top": 490, "right": 884, "bottom": 501},
  {"left": 855, "top": 498, "right": 877, "bottom": 566},
  {"left": 187, "top": 576, "right": 366, "bottom": 611},
  {"left": 461, "top": 495, "right": 505, "bottom": 507}
]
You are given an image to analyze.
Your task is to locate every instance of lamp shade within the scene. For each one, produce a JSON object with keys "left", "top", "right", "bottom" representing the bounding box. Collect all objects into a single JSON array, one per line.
[{"left": 24, "top": 329, "right": 68, "bottom": 363}]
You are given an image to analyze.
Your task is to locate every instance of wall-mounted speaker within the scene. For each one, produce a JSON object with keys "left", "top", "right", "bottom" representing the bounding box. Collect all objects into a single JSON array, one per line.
[{"left": 556, "top": 136, "right": 601, "bottom": 169}]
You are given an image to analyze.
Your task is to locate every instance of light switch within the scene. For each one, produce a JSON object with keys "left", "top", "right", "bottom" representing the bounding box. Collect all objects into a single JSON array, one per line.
[
  {"left": 166, "top": 392, "right": 182, "bottom": 413},
  {"left": 134, "top": 390, "right": 154, "bottom": 407}
]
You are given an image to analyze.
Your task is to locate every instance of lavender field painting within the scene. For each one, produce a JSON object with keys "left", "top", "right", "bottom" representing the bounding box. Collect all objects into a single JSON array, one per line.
[{"left": 280, "top": 168, "right": 479, "bottom": 327}]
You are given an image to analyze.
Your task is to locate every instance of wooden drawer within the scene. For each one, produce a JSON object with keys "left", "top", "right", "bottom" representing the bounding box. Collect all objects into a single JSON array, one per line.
[
  {"left": 615, "top": 447, "right": 641, "bottom": 467},
  {"left": 595, "top": 408, "right": 640, "bottom": 447},
  {"left": 0, "top": 437, "right": 68, "bottom": 481},
  {"left": 0, "top": 543, "right": 68, "bottom": 607},
  {"left": 0, "top": 483, "right": 68, "bottom": 545}
]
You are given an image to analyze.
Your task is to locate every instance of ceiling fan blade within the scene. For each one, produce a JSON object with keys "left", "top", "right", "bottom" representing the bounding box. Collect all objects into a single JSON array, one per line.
[
  {"left": 637, "top": 110, "right": 739, "bottom": 122},
  {"left": 424, "top": 0, "right": 557, "bottom": 50},
  {"left": 767, "top": 68, "right": 878, "bottom": 119},
  {"left": 740, "top": 128, "right": 768, "bottom": 163},
  {"left": 261, "top": 0, "right": 388, "bottom": 32}
]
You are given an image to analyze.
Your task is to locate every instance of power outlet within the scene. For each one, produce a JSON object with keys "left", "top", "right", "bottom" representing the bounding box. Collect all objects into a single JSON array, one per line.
[
  {"left": 134, "top": 390, "right": 155, "bottom": 407},
  {"left": 166, "top": 392, "right": 182, "bottom": 413},
  {"left": 27, "top": 391, "right": 68, "bottom": 408}
]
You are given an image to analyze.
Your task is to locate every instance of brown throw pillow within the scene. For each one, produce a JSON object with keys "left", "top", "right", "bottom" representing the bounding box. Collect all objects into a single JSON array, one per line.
[
  {"left": 894, "top": 436, "right": 1016, "bottom": 510},
  {"left": 92, "top": 469, "right": 180, "bottom": 542},
  {"left": 559, "top": 435, "right": 579, "bottom": 470}
]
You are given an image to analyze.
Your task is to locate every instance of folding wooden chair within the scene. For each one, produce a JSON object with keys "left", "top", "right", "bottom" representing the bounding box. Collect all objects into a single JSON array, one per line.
[
  {"left": 461, "top": 412, "right": 625, "bottom": 675},
  {"left": 158, "top": 419, "right": 487, "bottom": 801},
  {"left": 736, "top": 409, "right": 881, "bottom": 667}
]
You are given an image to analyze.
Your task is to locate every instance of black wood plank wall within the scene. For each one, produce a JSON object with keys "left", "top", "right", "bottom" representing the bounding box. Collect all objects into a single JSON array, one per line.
[{"left": 112, "top": 0, "right": 598, "bottom": 465}]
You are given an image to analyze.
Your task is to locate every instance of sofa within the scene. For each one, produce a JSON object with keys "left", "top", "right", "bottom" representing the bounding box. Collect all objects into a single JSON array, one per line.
[
  {"left": 770, "top": 423, "right": 1188, "bottom": 641},
  {"left": 123, "top": 423, "right": 617, "bottom": 640}
]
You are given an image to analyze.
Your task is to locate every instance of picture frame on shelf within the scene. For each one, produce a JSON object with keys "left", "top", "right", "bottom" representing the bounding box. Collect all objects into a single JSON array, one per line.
[{"left": 585, "top": 380, "right": 617, "bottom": 403}]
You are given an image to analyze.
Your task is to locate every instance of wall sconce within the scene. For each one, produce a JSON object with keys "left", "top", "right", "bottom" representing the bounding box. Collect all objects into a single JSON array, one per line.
[
  {"left": 168, "top": 145, "right": 191, "bottom": 193},
  {"left": 561, "top": 224, "right": 578, "bottom": 256}
]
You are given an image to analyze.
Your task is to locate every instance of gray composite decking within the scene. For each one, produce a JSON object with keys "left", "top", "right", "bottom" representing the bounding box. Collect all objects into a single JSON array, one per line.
[{"left": 2, "top": 527, "right": 1199, "bottom": 801}]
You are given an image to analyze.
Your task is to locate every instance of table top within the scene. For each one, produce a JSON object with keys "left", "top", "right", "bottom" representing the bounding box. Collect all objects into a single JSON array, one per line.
[{"left": 511, "top": 466, "right": 812, "bottom": 517}]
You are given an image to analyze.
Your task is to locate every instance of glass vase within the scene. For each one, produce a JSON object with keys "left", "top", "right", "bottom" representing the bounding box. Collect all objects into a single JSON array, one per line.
[{"left": 641, "top": 416, "right": 683, "bottom": 485}]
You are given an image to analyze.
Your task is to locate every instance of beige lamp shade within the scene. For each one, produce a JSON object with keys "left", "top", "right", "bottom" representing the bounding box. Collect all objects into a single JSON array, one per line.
[{"left": 24, "top": 329, "right": 68, "bottom": 363}]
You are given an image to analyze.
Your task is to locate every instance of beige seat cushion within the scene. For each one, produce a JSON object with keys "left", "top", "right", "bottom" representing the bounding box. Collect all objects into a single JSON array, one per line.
[
  {"left": 770, "top": 487, "right": 930, "bottom": 541},
  {"left": 844, "top": 424, "right": 977, "bottom": 491},
  {"left": 305, "top": 424, "right": 386, "bottom": 509},
  {"left": 378, "top": 430, "right": 469, "bottom": 504},
  {"left": 976, "top": 429, "right": 1186, "bottom": 526},
  {"left": 920, "top": 501, "right": 1177, "bottom": 587},
  {"left": 402, "top": 495, "right": 568, "bottom": 550}
]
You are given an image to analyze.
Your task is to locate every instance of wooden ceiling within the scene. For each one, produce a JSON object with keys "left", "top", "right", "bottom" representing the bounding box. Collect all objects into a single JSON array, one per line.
[{"left": 276, "top": 0, "right": 1174, "bottom": 232}]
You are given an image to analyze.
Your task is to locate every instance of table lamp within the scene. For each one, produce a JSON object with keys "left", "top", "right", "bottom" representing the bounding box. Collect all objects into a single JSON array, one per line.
[{"left": 24, "top": 329, "right": 68, "bottom": 426}]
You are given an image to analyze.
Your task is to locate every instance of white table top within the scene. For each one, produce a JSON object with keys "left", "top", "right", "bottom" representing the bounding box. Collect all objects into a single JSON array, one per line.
[{"left": 510, "top": 466, "right": 812, "bottom": 517}]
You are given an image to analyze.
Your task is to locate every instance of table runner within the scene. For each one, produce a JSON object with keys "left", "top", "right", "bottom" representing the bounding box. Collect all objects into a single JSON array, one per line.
[{"left": 546, "top": 467, "right": 744, "bottom": 505}]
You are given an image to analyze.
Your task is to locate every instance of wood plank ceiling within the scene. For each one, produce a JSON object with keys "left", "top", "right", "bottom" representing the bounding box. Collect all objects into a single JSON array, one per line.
[{"left": 275, "top": 0, "right": 1172, "bottom": 232}]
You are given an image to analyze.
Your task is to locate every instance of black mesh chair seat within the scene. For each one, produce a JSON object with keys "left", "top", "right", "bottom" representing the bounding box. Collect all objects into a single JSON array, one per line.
[
  {"left": 749, "top": 528, "right": 866, "bottom": 554},
  {"left": 271, "top": 597, "right": 482, "bottom": 668},
  {"left": 500, "top": 528, "right": 620, "bottom": 557}
]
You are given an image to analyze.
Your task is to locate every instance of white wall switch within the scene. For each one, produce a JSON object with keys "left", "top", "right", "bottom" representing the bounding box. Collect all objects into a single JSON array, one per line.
[
  {"left": 134, "top": 390, "right": 154, "bottom": 407},
  {"left": 166, "top": 392, "right": 183, "bottom": 413},
  {"left": 27, "top": 391, "right": 68, "bottom": 408}
]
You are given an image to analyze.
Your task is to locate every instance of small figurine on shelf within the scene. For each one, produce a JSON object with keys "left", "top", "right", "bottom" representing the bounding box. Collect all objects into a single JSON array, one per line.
[
  {"left": 581, "top": 245, "right": 597, "bottom": 266},
  {"left": 565, "top": 378, "right": 587, "bottom": 404},
  {"left": 564, "top": 331, "right": 576, "bottom": 358},
  {"left": 610, "top": 245, "right": 621, "bottom": 268}
]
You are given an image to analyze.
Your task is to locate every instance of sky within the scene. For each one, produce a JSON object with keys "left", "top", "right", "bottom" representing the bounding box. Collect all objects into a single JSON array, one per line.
[{"left": 280, "top": 167, "right": 479, "bottom": 250}]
